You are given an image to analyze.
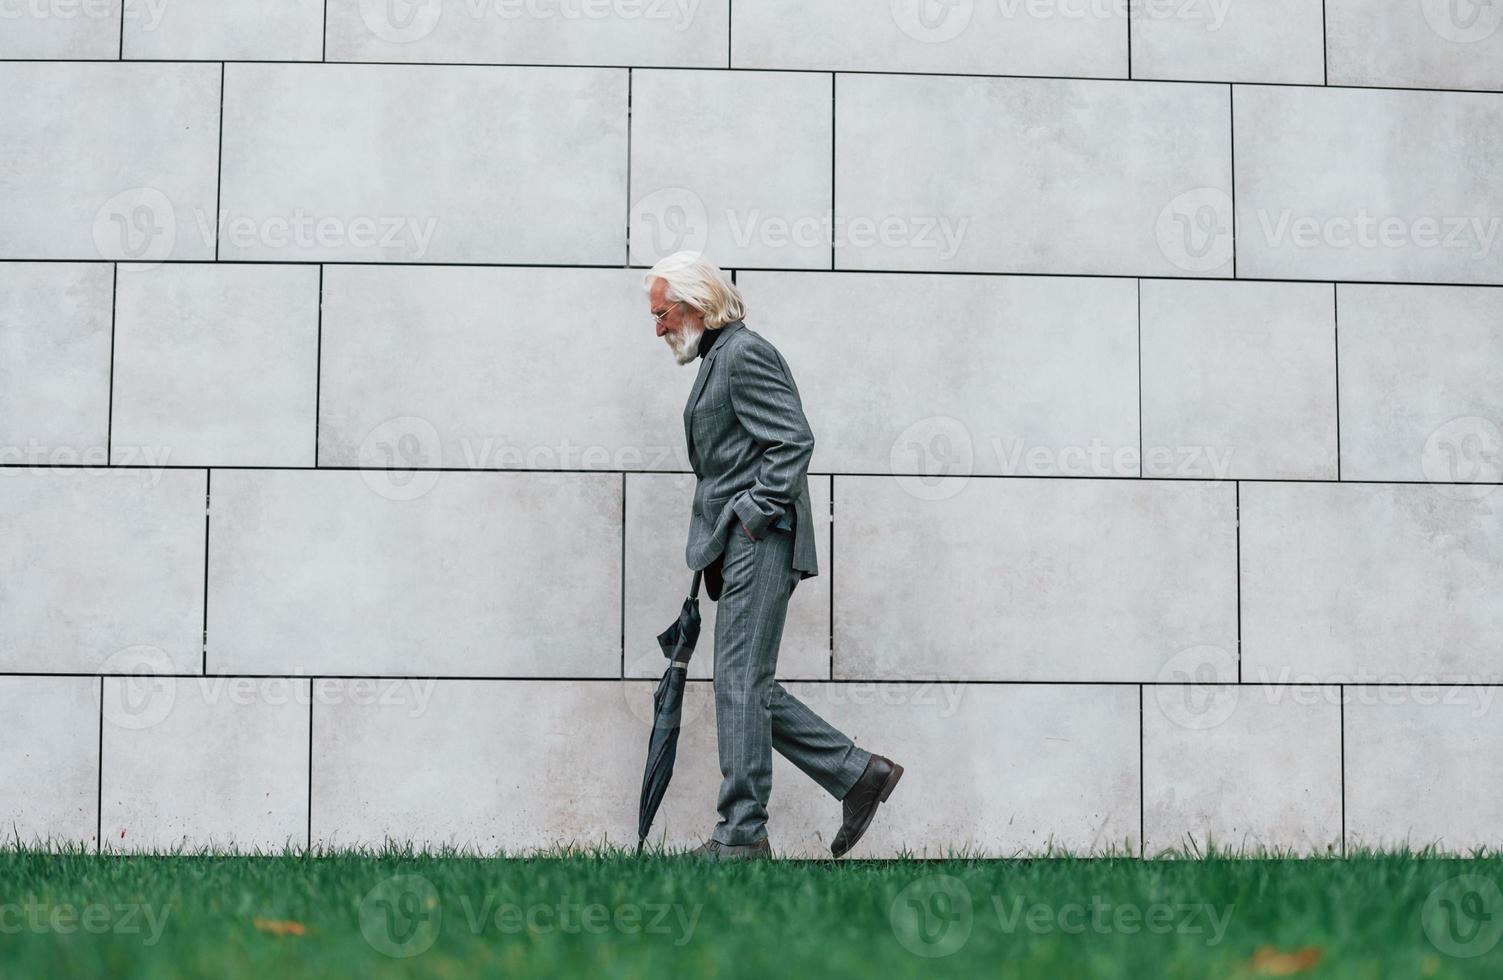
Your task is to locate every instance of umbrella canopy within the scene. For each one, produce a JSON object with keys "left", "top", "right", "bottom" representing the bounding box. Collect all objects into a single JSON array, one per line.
[{"left": 636, "top": 568, "right": 703, "bottom": 854}]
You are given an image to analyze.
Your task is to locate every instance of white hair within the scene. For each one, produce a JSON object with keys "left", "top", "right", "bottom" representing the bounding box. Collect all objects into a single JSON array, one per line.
[{"left": 641, "top": 251, "right": 746, "bottom": 329}]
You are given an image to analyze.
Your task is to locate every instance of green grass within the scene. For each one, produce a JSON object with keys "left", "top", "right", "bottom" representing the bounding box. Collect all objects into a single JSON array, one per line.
[{"left": 2, "top": 842, "right": 1502, "bottom": 978}]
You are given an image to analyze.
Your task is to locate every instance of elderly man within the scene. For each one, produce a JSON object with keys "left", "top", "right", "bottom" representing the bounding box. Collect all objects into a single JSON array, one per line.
[{"left": 644, "top": 251, "right": 904, "bottom": 860}]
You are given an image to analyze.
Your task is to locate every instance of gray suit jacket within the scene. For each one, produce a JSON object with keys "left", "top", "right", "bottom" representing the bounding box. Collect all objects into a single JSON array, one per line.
[{"left": 683, "top": 319, "right": 819, "bottom": 582}]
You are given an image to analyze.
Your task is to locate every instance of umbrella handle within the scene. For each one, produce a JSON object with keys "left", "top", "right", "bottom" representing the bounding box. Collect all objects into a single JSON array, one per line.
[{"left": 690, "top": 568, "right": 702, "bottom": 599}]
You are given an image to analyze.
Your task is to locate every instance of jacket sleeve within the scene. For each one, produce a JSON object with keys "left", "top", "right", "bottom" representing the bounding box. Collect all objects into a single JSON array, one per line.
[{"left": 728, "top": 340, "right": 815, "bottom": 539}]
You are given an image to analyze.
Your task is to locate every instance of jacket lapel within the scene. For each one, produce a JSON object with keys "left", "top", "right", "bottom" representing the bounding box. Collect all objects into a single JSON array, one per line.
[{"left": 682, "top": 320, "right": 744, "bottom": 465}]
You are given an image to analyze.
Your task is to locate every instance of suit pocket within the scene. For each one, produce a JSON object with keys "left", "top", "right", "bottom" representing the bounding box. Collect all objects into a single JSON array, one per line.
[{"left": 691, "top": 400, "right": 732, "bottom": 438}]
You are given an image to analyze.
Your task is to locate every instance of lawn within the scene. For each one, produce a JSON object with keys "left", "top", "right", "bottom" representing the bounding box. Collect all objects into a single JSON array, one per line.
[{"left": 1, "top": 844, "right": 1501, "bottom": 978}]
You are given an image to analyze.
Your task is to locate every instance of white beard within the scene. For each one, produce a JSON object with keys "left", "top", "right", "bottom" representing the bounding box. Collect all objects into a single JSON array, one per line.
[{"left": 667, "top": 323, "right": 705, "bottom": 365}]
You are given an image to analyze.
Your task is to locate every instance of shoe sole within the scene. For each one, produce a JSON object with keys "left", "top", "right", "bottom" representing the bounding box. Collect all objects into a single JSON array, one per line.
[{"left": 832, "top": 762, "right": 904, "bottom": 859}]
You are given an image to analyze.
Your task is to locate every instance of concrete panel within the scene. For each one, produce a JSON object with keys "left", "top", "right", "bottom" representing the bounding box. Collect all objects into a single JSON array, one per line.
[
  {"left": 0, "top": 262, "right": 114, "bottom": 463},
  {"left": 629, "top": 69, "right": 832, "bottom": 269},
  {"left": 1241, "top": 482, "right": 1503, "bottom": 683},
  {"left": 1346, "top": 687, "right": 1503, "bottom": 852},
  {"left": 1131, "top": 0, "right": 1324, "bottom": 83},
  {"left": 325, "top": 0, "right": 729, "bottom": 67},
  {"left": 1337, "top": 284, "right": 1503, "bottom": 485},
  {"left": 1144, "top": 684, "right": 1343, "bottom": 855},
  {"left": 0, "top": 469, "right": 206, "bottom": 673},
  {"left": 0, "top": 63, "right": 221, "bottom": 261},
  {"left": 1233, "top": 85, "right": 1503, "bottom": 284},
  {"left": 317, "top": 265, "right": 687, "bottom": 470},
  {"left": 0, "top": 0, "right": 120, "bottom": 58},
  {"left": 0, "top": 677, "right": 99, "bottom": 848},
  {"left": 833, "top": 476, "right": 1238, "bottom": 681},
  {"left": 731, "top": 0, "right": 1127, "bottom": 77},
  {"left": 835, "top": 73, "right": 1232, "bottom": 276},
  {"left": 624, "top": 473, "right": 830, "bottom": 682},
  {"left": 112, "top": 263, "right": 320, "bottom": 468},
  {"left": 312, "top": 679, "right": 1140, "bottom": 857},
  {"left": 206, "top": 470, "right": 622, "bottom": 677},
  {"left": 1140, "top": 279, "right": 1337, "bottom": 480},
  {"left": 100, "top": 677, "right": 310, "bottom": 853},
  {"left": 122, "top": 0, "right": 324, "bottom": 60},
  {"left": 740, "top": 271, "right": 1140, "bottom": 477},
  {"left": 219, "top": 64, "right": 627, "bottom": 263},
  {"left": 1328, "top": 0, "right": 1503, "bottom": 92}
]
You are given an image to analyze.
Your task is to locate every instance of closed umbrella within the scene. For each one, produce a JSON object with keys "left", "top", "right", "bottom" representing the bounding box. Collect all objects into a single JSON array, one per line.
[{"left": 636, "top": 568, "right": 704, "bottom": 855}]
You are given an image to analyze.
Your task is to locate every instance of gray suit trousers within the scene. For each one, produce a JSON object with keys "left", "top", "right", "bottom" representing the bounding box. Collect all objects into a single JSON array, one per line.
[{"left": 709, "top": 520, "right": 871, "bottom": 846}]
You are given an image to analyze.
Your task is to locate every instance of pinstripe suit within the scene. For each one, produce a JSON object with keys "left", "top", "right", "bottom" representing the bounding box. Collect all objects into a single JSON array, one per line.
[{"left": 682, "top": 319, "right": 871, "bottom": 846}]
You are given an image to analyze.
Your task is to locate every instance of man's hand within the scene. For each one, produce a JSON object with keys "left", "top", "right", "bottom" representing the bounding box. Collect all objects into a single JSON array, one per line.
[{"left": 741, "top": 520, "right": 756, "bottom": 542}]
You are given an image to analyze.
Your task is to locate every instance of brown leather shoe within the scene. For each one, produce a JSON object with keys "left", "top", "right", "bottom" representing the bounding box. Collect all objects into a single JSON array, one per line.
[
  {"left": 688, "top": 836, "right": 771, "bottom": 861},
  {"left": 831, "top": 755, "right": 903, "bottom": 858}
]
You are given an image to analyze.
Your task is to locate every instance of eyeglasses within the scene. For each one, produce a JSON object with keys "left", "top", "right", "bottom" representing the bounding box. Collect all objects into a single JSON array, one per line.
[{"left": 651, "top": 301, "right": 683, "bottom": 323}]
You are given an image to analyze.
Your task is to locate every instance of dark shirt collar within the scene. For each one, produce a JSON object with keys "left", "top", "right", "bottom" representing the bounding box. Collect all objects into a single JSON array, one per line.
[{"left": 697, "top": 322, "right": 726, "bottom": 360}]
